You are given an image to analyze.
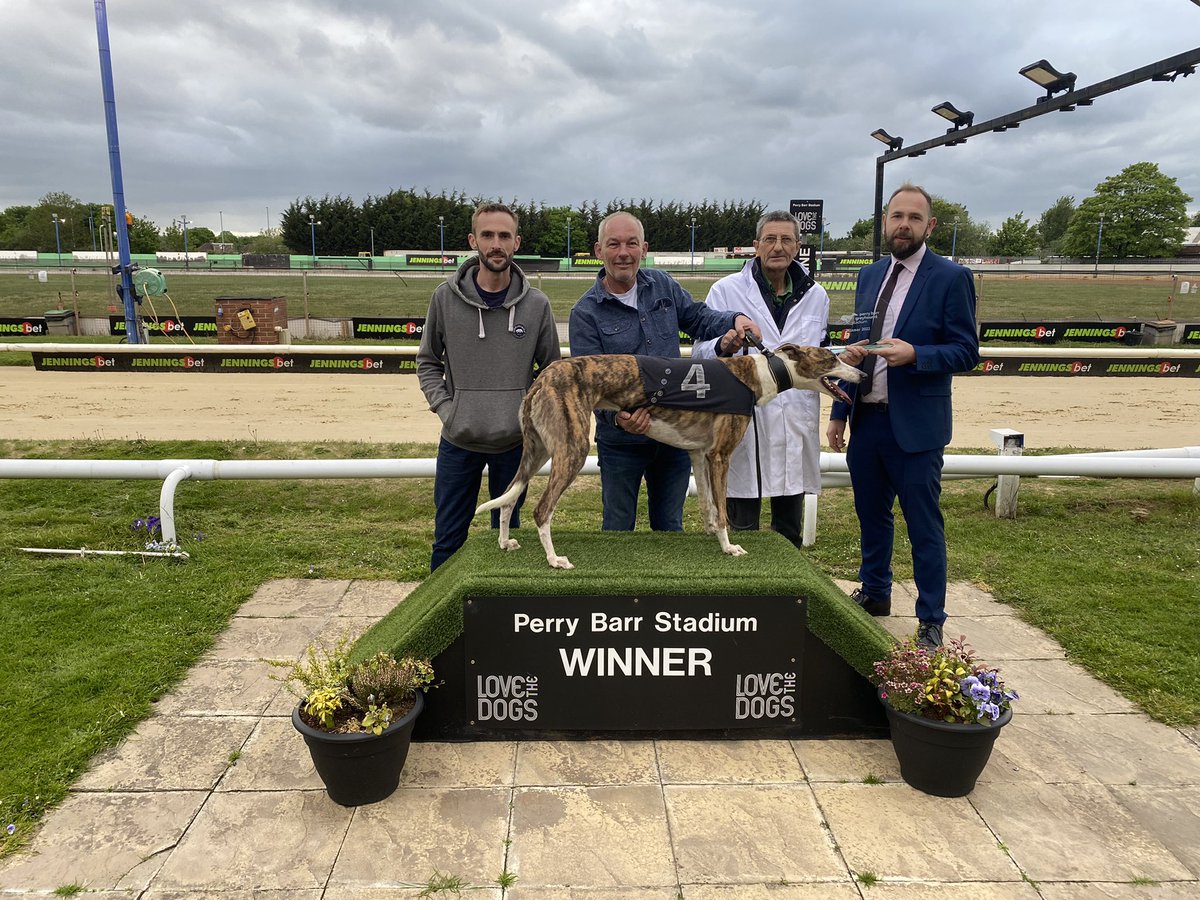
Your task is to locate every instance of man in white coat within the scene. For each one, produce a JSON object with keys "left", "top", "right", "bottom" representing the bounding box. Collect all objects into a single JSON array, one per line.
[{"left": 692, "top": 210, "right": 831, "bottom": 547}]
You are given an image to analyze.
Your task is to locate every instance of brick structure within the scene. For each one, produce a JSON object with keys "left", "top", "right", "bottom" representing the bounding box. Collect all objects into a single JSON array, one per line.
[{"left": 215, "top": 296, "right": 288, "bottom": 344}]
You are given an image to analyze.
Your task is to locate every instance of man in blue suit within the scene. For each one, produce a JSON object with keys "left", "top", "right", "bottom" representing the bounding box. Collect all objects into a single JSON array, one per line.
[{"left": 827, "top": 183, "right": 979, "bottom": 651}]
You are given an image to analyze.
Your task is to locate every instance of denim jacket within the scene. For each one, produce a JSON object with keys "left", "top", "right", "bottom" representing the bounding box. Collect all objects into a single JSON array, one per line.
[{"left": 568, "top": 267, "right": 745, "bottom": 444}]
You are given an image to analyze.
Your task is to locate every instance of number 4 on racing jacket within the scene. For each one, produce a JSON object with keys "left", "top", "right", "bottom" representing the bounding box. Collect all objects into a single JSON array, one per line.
[{"left": 633, "top": 357, "right": 755, "bottom": 416}]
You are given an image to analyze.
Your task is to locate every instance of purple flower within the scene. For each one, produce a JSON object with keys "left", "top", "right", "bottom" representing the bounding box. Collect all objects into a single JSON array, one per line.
[{"left": 5, "top": 823, "right": 14, "bottom": 835}]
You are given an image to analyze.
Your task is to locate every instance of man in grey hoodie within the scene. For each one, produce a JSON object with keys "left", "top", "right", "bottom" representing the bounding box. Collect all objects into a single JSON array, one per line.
[{"left": 417, "top": 203, "right": 561, "bottom": 570}]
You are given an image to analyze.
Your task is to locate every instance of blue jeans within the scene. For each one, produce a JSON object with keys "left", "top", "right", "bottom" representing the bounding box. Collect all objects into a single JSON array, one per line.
[
  {"left": 597, "top": 439, "right": 692, "bottom": 532},
  {"left": 431, "top": 437, "right": 525, "bottom": 571}
]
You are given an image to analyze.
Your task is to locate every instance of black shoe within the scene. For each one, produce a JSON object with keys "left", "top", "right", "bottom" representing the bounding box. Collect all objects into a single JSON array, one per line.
[
  {"left": 917, "top": 621, "right": 944, "bottom": 652},
  {"left": 850, "top": 587, "right": 891, "bottom": 617}
]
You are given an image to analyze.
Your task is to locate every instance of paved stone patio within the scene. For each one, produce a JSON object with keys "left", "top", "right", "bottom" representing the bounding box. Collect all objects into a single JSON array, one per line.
[{"left": 2, "top": 578, "right": 1198, "bottom": 898}]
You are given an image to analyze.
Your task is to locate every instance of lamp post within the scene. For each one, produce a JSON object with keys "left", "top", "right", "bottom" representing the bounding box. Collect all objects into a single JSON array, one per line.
[
  {"left": 951, "top": 219, "right": 960, "bottom": 260},
  {"left": 1094, "top": 212, "right": 1105, "bottom": 277},
  {"left": 565, "top": 216, "right": 572, "bottom": 271},
  {"left": 818, "top": 218, "right": 828, "bottom": 271},
  {"left": 308, "top": 214, "right": 321, "bottom": 266},
  {"left": 868, "top": 48, "right": 1200, "bottom": 260},
  {"left": 87, "top": 210, "right": 96, "bottom": 251},
  {"left": 689, "top": 216, "right": 697, "bottom": 272},
  {"left": 52, "top": 213, "right": 64, "bottom": 267},
  {"left": 438, "top": 215, "right": 446, "bottom": 274},
  {"left": 178, "top": 215, "right": 190, "bottom": 269},
  {"left": 219, "top": 210, "right": 224, "bottom": 239},
  {"left": 369, "top": 225, "right": 375, "bottom": 258}
]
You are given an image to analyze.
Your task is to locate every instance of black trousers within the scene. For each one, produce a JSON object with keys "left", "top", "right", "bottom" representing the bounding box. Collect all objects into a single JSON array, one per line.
[{"left": 726, "top": 494, "right": 804, "bottom": 549}]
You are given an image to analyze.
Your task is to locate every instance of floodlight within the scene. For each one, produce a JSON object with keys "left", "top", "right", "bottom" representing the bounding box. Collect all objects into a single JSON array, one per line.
[
  {"left": 931, "top": 101, "right": 974, "bottom": 130},
  {"left": 1019, "top": 59, "right": 1077, "bottom": 101},
  {"left": 870, "top": 128, "right": 904, "bottom": 151}
]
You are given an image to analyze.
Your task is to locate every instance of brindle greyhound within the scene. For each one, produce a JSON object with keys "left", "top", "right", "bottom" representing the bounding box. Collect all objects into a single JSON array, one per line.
[{"left": 476, "top": 343, "right": 863, "bottom": 569}]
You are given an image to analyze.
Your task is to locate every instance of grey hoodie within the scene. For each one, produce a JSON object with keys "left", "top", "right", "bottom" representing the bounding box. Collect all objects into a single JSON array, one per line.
[{"left": 416, "top": 256, "right": 560, "bottom": 453}]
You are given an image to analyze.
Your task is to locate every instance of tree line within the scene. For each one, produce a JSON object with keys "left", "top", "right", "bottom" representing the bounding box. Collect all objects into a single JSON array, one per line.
[
  {"left": 279, "top": 192, "right": 769, "bottom": 258},
  {"left": 2, "top": 162, "right": 1194, "bottom": 259}
]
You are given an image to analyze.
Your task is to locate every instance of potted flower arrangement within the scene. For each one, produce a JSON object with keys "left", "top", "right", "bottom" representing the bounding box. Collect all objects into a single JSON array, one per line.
[
  {"left": 267, "top": 635, "right": 435, "bottom": 806},
  {"left": 872, "top": 634, "right": 1018, "bottom": 797}
]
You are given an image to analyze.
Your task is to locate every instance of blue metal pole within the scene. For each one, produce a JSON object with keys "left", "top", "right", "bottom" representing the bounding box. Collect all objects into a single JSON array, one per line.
[
  {"left": 566, "top": 218, "right": 572, "bottom": 271},
  {"left": 951, "top": 221, "right": 959, "bottom": 260},
  {"left": 88, "top": 212, "right": 96, "bottom": 251},
  {"left": 53, "top": 215, "right": 63, "bottom": 267},
  {"left": 94, "top": 0, "right": 142, "bottom": 343},
  {"left": 690, "top": 217, "right": 696, "bottom": 272},
  {"left": 181, "top": 215, "right": 190, "bottom": 269},
  {"left": 309, "top": 217, "right": 317, "bottom": 263},
  {"left": 818, "top": 220, "right": 826, "bottom": 271},
  {"left": 1094, "top": 213, "right": 1105, "bottom": 276}
]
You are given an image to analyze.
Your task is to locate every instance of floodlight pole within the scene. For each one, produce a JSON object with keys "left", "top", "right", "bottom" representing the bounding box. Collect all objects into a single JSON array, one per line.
[
  {"left": 52, "top": 214, "right": 64, "bottom": 267},
  {"left": 871, "top": 46, "right": 1200, "bottom": 260},
  {"left": 951, "top": 219, "right": 960, "bottom": 260},
  {"left": 566, "top": 216, "right": 572, "bottom": 271},
  {"left": 1094, "top": 213, "right": 1105, "bottom": 277},
  {"left": 93, "top": 0, "right": 143, "bottom": 342}
]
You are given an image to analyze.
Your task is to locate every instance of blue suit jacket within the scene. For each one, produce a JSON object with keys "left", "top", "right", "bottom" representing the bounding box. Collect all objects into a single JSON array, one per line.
[{"left": 831, "top": 250, "right": 979, "bottom": 452}]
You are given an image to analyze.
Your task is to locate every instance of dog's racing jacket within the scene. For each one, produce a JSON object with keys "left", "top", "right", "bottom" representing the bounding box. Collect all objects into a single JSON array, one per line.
[{"left": 634, "top": 356, "right": 755, "bottom": 415}]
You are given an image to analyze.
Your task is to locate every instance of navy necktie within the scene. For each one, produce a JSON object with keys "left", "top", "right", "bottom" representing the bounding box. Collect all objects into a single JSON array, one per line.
[{"left": 858, "top": 261, "right": 904, "bottom": 399}]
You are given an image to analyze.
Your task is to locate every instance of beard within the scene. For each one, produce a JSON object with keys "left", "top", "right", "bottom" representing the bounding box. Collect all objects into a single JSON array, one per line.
[
  {"left": 480, "top": 252, "right": 512, "bottom": 273},
  {"left": 885, "top": 228, "right": 926, "bottom": 260}
]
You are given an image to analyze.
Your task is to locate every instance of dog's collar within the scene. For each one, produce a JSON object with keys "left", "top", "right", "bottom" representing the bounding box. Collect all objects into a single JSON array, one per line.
[
  {"left": 743, "top": 332, "right": 793, "bottom": 392},
  {"left": 765, "top": 354, "right": 793, "bottom": 392}
]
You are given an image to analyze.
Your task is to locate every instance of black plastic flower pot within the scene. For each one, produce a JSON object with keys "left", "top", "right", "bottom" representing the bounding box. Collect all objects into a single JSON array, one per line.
[
  {"left": 881, "top": 691, "right": 1011, "bottom": 797},
  {"left": 292, "top": 691, "right": 424, "bottom": 807}
]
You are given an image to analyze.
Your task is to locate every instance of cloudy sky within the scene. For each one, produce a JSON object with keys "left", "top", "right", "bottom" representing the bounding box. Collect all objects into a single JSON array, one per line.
[{"left": 2, "top": 1, "right": 1197, "bottom": 244}]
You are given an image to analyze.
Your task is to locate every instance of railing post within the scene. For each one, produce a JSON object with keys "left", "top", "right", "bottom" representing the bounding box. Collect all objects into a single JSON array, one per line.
[{"left": 990, "top": 428, "right": 1024, "bottom": 518}]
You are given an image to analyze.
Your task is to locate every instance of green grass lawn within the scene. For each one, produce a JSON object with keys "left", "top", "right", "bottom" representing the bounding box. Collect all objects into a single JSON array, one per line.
[{"left": 1, "top": 436, "right": 1197, "bottom": 856}]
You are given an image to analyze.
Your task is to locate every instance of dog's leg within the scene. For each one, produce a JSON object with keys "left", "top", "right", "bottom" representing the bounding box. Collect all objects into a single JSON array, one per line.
[
  {"left": 707, "top": 448, "right": 746, "bottom": 557},
  {"left": 534, "top": 440, "right": 589, "bottom": 569},
  {"left": 689, "top": 451, "right": 720, "bottom": 535}
]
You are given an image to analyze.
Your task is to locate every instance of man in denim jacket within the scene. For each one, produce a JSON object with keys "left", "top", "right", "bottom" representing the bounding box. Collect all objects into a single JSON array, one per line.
[{"left": 568, "top": 211, "right": 761, "bottom": 532}]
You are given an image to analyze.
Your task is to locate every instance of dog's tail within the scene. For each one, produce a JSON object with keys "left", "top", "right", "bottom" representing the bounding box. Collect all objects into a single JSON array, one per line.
[{"left": 475, "top": 480, "right": 524, "bottom": 518}]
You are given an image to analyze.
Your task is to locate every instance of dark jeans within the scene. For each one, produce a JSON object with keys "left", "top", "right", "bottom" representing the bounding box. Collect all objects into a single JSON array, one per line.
[
  {"left": 431, "top": 437, "right": 525, "bottom": 571},
  {"left": 726, "top": 494, "right": 804, "bottom": 549},
  {"left": 597, "top": 439, "right": 692, "bottom": 532}
]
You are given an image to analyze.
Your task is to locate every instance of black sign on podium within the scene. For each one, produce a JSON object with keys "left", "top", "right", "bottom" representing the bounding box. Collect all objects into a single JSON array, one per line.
[{"left": 463, "top": 595, "right": 805, "bottom": 731}]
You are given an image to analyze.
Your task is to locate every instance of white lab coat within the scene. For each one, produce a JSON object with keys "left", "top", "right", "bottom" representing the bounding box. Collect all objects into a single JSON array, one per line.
[{"left": 693, "top": 260, "right": 830, "bottom": 498}]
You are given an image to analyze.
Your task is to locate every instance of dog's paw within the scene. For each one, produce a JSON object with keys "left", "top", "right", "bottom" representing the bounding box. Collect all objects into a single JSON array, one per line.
[
  {"left": 499, "top": 538, "right": 521, "bottom": 551},
  {"left": 548, "top": 556, "right": 574, "bottom": 570},
  {"left": 723, "top": 544, "right": 748, "bottom": 557}
]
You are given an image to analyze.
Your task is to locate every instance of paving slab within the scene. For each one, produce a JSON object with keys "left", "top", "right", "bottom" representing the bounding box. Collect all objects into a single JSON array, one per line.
[
  {"left": 656, "top": 739, "right": 805, "bottom": 784},
  {"left": 510, "top": 890, "right": 676, "bottom": 900},
  {"left": 205, "top": 614, "right": 325, "bottom": 661},
  {"left": 682, "top": 885, "right": 861, "bottom": 899},
  {"left": 336, "top": 579, "right": 418, "bottom": 618},
  {"left": 215, "top": 717, "right": 324, "bottom": 792},
  {"left": 814, "top": 783, "right": 1021, "bottom": 882},
  {"left": 1109, "top": 784, "right": 1200, "bottom": 877},
  {"left": 515, "top": 740, "right": 657, "bottom": 786},
  {"left": 235, "top": 577, "right": 351, "bottom": 617},
  {"left": 944, "top": 582, "right": 1017, "bottom": 617},
  {"left": 840, "top": 887, "right": 1042, "bottom": 899},
  {"left": 1039, "top": 883, "right": 1200, "bottom": 899},
  {"left": 994, "top": 712, "right": 1200, "bottom": 785},
  {"left": 969, "top": 782, "right": 1193, "bottom": 882},
  {"left": 75, "top": 715, "right": 257, "bottom": 792},
  {"left": 151, "top": 659, "right": 283, "bottom": 717},
  {"left": 949, "top": 615, "right": 1066, "bottom": 660},
  {"left": 0, "top": 791, "right": 207, "bottom": 892},
  {"left": 330, "top": 787, "right": 511, "bottom": 889},
  {"left": 794, "top": 737, "right": 901, "bottom": 783},
  {"left": 996, "top": 658, "right": 1139, "bottom": 714},
  {"left": 152, "top": 790, "right": 351, "bottom": 891},
  {"left": 324, "top": 890, "right": 501, "bottom": 899},
  {"left": 402, "top": 740, "right": 518, "bottom": 788},
  {"left": 664, "top": 784, "right": 844, "bottom": 884},
  {"left": 509, "top": 785, "right": 675, "bottom": 889}
]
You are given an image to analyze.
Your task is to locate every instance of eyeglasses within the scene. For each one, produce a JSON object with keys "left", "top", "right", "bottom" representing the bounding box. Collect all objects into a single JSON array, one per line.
[{"left": 758, "top": 235, "right": 799, "bottom": 248}]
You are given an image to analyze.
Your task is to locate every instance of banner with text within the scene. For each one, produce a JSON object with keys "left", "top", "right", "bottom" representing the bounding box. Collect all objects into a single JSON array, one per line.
[{"left": 464, "top": 594, "right": 805, "bottom": 731}]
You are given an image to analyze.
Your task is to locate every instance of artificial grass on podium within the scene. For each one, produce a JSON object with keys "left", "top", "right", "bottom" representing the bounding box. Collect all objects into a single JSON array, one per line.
[{"left": 351, "top": 529, "right": 893, "bottom": 678}]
